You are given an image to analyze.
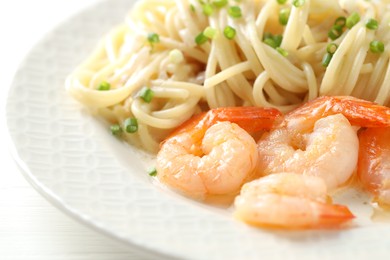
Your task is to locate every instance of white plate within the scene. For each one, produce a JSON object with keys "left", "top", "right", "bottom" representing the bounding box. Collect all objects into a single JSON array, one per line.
[{"left": 5, "top": 0, "right": 390, "bottom": 259}]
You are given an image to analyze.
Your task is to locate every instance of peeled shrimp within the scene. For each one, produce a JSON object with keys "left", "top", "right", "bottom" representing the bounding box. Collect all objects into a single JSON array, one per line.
[
  {"left": 156, "top": 107, "right": 282, "bottom": 199},
  {"left": 358, "top": 127, "right": 390, "bottom": 208},
  {"left": 258, "top": 114, "right": 358, "bottom": 189},
  {"left": 234, "top": 173, "right": 354, "bottom": 229},
  {"left": 258, "top": 96, "right": 390, "bottom": 190}
]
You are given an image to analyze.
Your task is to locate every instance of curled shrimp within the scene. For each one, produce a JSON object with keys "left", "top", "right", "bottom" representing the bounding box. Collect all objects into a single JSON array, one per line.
[
  {"left": 358, "top": 127, "right": 390, "bottom": 208},
  {"left": 257, "top": 96, "right": 390, "bottom": 190},
  {"left": 234, "top": 173, "right": 355, "bottom": 229},
  {"left": 156, "top": 107, "right": 282, "bottom": 199}
]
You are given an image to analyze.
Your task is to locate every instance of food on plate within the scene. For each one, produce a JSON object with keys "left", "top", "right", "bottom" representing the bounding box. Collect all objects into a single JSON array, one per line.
[
  {"left": 156, "top": 107, "right": 282, "bottom": 199},
  {"left": 234, "top": 173, "right": 354, "bottom": 229},
  {"left": 232, "top": 96, "right": 389, "bottom": 229},
  {"left": 258, "top": 96, "right": 390, "bottom": 190},
  {"left": 66, "top": 0, "right": 390, "bottom": 229},
  {"left": 67, "top": 0, "right": 390, "bottom": 153},
  {"left": 358, "top": 127, "right": 390, "bottom": 208}
]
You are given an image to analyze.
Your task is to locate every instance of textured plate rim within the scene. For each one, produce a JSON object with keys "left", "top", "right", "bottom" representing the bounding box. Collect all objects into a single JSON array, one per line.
[{"left": 4, "top": 0, "right": 178, "bottom": 259}]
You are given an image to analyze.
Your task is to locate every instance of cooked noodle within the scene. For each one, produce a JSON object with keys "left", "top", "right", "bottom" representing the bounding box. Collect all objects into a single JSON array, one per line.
[{"left": 66, "top": 0, "right": 390, "bottom": 152}]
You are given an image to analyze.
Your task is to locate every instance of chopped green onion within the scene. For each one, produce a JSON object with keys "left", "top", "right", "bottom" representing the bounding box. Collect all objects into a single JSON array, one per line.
[
  {"left": 212, "top": 0, "right": 228, "bottom": 8},
  {"left": 273, "top": 35, "right": 283, "bottom": 47},
  {"left": 195, "top": 32, "right": 208, "bottom": 45},
  {"left": 202, "top": 3, "right": 213, "bottom": 16},
  {"left": 322, "top": 53, "right": 333, "bottom": 67},
  {"left": 223, "top": 26, "right": 236, "bottom": 40},
  {"left": 124, "top": 118, "right": 138, "bottom": 133},
  {"left": 203, "top": 27, "right": 217, "bottom": 39},
  {"left": 263, "top": 34, "right": 283, "bottom": 48},
  {"left": 264, "top": 38, "right": 278, "bottom": 48},
  {"left": 276, "top": 47, "right": 288, "bottom": 57},
  {"left": 346, "top": 12, "right": 360, "bottom": 29},
  {"left": 228, "top": 6, "right": 242, "bottom": 18},
  {"left": 148, "top": 168, "right": 158, "bottom": 177},
  {"left": 110, "top": 124, "right": 122, "bottom": 136},
  {"left": 328, "top": 25, "right": 343, "bottom": 40},
  {"left": 327, "top": 43, "right": 338, "bottom": 54},
  {"left": 98, "top": 81, "right": 111, "bottom": 91},
  {"left": 292, "top": 0, "right": 305, "bottom": 7},
  {"left": 366, "top": 18, "right": 379, "bottom": 30},
  {"left": 190, "top": 4, "right": 195, "bottom": 12},
  {"left": 279, "top": 8, "right": 290, "bottom": 26},
  {"left": 370, "top": 40, "right": 385, "bottom": 53},
  {"left": 334, "top": 16, "right": 346, "bottom": 27},
  {"left": 276, "top": 0, "right": 287, "bottom": 4},
  {"left": 147, "top": 33, "right": 160, "bottom": 44},
  {"left": 138, "top": 87, "right": 154, "bottom": 103}
]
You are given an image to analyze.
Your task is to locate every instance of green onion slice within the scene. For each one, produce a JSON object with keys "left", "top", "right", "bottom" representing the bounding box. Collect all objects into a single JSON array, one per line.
[
  {"left": 327, "top": 43, "right": 338, "bottom": 54},
  {"left": 276, "top": 47, "right": 288, "bottom": 57},
  {"left": 110, "top": 124, "right": 122, "bottom": 136},
  {"left": 148, "top": 168, "right": 158, "bottom": 177},
  {"left": 263, "top": 34, "right": 283, "bottom": 48},
  {"left": 276, "top": 0, "right": 287, "bottom": 4},
  {"left": 98, "top": 81, "right": 111, "bottom": 91},
  {"left": 212, "top": 0, "right": 228, "bottom": 8},
  {"left": 124, "top": 118, "right": 138, "bottom": 133},
  {"left": 366, "top": 19, "right": 379, "bottom": 30},
  {"left": 264, "top": 38, "right": 278, "bottom": 48},
  {"left": 203, "top": 27, "right": 217, "bottom": 39},
  {"left": 370, "top": 40, "right": 385, "bottom": 53},
  {"left": 346, "top": 12, "right": 360, "bottom": 29},
  {"left": 328, "top": 25, "right": 343, "bottom": 40},
  {"left": 322, "top": 53, "right": 333, "bottom": 67},
  {"left": 195, "top": 32, "right": 208, "bottom": 45},
  {"left": 202, "top": 3, "right": 213, "bottom": 16},
  {"left": 334, "top": 16, "right": 346, "bottom": 27},
  {"left": 292, "top": 0, "right": 305, "bottom": 8},
  {"left": 139, "top": 87, "right": 154, "bottom": 103},
  {"left": 223, "top": 26, "right": 236, "bottom": 40},
  {"left": 228, "top": 6, "right": 242, "bottom": 18},
  {"left": 147, "top": 33, "right": 160, "bottom": 44},
  {"left": 279, "top": 8, "right": 290, "bottom": 26}
]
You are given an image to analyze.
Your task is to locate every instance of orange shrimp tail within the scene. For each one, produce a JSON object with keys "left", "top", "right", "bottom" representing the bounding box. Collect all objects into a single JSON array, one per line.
[
  {"left": 202, "top": 107, "right": 283, "bottom": 132},
  {"left": 288, "top": 96, "right": 390, "bottom": 127},
  {"left": 165, "top": 107, "right": 283, "bottom": 141},
  {"left": 317, "top": 203, "right": 355, "bottom": 228},
  {"left": 358, "top": 127, "right": 390, "bottom": 201}
]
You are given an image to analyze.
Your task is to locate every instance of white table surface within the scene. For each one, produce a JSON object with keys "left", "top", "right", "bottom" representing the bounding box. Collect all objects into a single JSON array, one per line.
[{"left": 0, "top": 1, "right": 157, "bottom": 259}]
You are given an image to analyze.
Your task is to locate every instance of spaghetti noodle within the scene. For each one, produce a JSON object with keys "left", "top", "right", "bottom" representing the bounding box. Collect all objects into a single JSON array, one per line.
[{"left": 66, "top": 0, "right": 390, "bottom": 152}]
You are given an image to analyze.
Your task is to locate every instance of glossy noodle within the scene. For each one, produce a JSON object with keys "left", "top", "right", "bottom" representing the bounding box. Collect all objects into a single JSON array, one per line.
[{"left": 66, "top": 0, "right": 390, "bottom": 152}]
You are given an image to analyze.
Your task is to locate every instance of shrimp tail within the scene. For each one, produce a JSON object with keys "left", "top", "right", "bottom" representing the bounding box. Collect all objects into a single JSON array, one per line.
[
  {"left": 202, "top": 107, "right": 283, "bottom": 132},
  {"left": 287, "top": 96, "right": 390, "bottom": 127},
  {"left": 166, "top": 107, "right": 283, "bottom": 141},
  {"left": 317, "top": 203, "right": 355, "bottom": 228}
]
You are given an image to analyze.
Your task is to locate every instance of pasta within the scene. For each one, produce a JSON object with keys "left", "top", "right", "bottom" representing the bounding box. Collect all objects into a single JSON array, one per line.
[{"left": 66, "top": 0, "right": 390, "bottom": 152}]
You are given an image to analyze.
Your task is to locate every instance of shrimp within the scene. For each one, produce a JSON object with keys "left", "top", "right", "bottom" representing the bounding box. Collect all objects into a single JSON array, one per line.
[
  {"left": 257, "top": 96, "right": 390, "bottom": 190},
  {"left": 358, "top": 127, "right": 390, "bottom": 208},
  {"left": 234, "top": 173, "right": 355, "bottom": 229},
  {"left": 156, "top": 107, "right": 282, "bottom": 199},
  {"left": 285, "top": 96, "right": 390, "bottom": 132},
  {"left": 258, "top": 113, "right": 358, "bottom": 190}
]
